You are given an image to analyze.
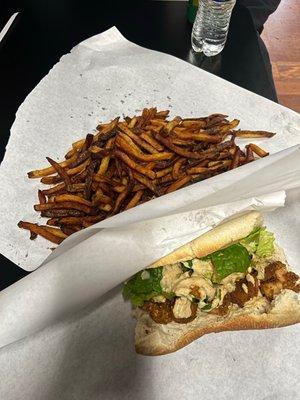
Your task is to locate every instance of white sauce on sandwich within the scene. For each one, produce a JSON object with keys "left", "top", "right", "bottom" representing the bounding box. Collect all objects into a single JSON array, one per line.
[{"left": 173, "top": 297, "right": 192, "bottom": 319}]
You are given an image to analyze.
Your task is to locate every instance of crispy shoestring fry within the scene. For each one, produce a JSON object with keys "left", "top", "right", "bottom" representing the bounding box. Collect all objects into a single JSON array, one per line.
[
  {"left": 249, "top": 143, "right": 269, "bottom": 157},
  {"left": 125, "top": 190, "right": 144, "bottom": 210},
  {"left": 18, "top": 221, "right": 64, "bottom": 244}
]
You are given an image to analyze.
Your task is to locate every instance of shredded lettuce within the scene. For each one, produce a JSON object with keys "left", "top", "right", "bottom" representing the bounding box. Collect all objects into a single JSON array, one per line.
[
  {"left": 201, "top": 303, "right": 212, "bottom": 311},
  {"left": 180, "top": 260, "right": 193, "bottom": 271},
  {"left": 240, "top": 227, "right": 275, "bottom": 257},
  {"left": 123, "top": 228, "right": 275, "bottom": 307},
  {"left": 123, "top": 267, "right": 163, "bottom": 306},
  {"left": 203, "top": 243, "right": 251, "bottom": 283},
  {"left": 256, "top": 229, "right": 275, "bottom": 257}
]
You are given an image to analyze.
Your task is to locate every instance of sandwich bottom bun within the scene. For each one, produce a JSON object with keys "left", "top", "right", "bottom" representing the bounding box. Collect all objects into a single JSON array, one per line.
[{"left": 135, "top": 288, "right": 300, "bottom": 355}]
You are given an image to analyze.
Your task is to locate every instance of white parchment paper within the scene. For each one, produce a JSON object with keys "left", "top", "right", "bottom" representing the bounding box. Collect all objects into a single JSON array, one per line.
[
  {"left": 0, "top": 27, "right": 299, "bottom": 271},
  {"left": 0, "top": 28, "right": 299, "bottom": 400}
]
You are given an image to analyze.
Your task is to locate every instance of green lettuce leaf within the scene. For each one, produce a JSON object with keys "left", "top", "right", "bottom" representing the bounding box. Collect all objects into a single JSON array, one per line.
[
  {"left": 180, "top": 260, "right": 193, "bottom": 272},
  {"left": 239, "top": 227, "right": 261, "bottom": 253},
  {"left": 201, "top": 303, "right": 212, "bottom": 311},
  {"left": 240, "top": 227, "right": 275, "bottom": 257},
  {"left": 123, "top": 267, "right": 163, "bottom": 306},
  {"left": 256, "top": 229, "right": 275, "bottom": 257},
  {"left": 203, "top": 243, "right": 251, "bottom": 283}
]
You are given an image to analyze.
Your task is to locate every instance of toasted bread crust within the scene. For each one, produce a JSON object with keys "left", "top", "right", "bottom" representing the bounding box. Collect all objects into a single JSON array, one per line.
[
  {"left": 135, "top": 299, "right": 300, "bottom": 355},
  {"left": 150, "top": 211, "right": 263, "bottom": 268}
]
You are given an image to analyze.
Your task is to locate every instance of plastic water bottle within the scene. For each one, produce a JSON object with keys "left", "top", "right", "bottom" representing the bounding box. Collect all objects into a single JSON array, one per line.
[{"left": 191, "top": 0, "right": 236, "bottom": 57}]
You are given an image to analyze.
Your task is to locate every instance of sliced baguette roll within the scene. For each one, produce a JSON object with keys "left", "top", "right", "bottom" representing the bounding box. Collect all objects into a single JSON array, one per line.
[
  {"left": 150, "top": 211, "right": 263, "bottom": 268},
  {"left": 134, "top": 211, "right": 300, "bottom": 355}
]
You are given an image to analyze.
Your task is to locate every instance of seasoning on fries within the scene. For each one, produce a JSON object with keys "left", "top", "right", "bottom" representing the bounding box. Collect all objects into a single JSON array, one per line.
[{"left": 18, "top": 107, "right": 275, "bottom": 245}]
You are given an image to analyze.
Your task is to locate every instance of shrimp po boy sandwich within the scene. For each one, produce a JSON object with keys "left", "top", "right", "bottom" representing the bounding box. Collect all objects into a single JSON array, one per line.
[{"left": 123, "top": 211, "right": 300, "bottom": 355}]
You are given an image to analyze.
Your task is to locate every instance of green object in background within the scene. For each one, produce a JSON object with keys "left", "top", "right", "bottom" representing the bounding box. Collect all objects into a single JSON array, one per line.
[{"left": 187, "top": 0, "right": 199, "bottom": 23}]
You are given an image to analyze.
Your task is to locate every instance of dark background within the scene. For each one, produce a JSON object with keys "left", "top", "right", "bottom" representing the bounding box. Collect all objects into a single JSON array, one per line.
[{"left": 0, "top": 0, "right": 277, "bottom": 290}]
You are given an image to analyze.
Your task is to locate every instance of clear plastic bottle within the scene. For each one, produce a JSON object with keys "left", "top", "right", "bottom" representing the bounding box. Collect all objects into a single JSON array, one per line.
[{"left": 191, "top": 0, "right": 236, "bottom": 57}]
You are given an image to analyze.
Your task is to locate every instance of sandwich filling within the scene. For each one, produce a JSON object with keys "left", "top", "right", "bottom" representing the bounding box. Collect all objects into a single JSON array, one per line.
[{"left": 123, "top": 227, "right": 300, "bottom": 324}]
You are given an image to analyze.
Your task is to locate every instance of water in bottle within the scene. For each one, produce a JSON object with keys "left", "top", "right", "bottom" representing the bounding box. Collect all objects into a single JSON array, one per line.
[{"left": 191, "top": 0, "right": 236, "bottom": 57}]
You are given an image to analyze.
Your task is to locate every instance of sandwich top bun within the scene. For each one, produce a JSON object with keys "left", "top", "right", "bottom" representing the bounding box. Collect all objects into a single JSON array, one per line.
[{"left": 150, "top": 211, "right": 263, "bottom": 268}]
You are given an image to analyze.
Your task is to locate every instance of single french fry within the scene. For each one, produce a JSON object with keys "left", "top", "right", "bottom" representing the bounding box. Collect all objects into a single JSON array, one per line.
[
  {"left": 34, "top": 201, "right": 92, "bottom": 214},
  {"left": 81, "top": 133, "right": 94, "bottom": 152},
  {"left": 229, "top": 147, "right": 241, "bottom": 170},
  {"left": 165, "top": 175, "right": 191, "bottom": 194},
  {"left": 157, "top": 173, "right": 174, "bottom": 184},
  {"left": 147, "top": 161, "right": 157, "bottom": 170},
  {"left": 97, "top": 138, "right": 114, "bottom": 175},
  {"left": 66, "top": 160, "right": 90, "bottom": 176},
  {"left": 28, "top": 155, "right": 77, "bottom": 178},
  {"left": 99, "top": 204, "right": 112, "bottom": 212},
  {"left": 165, "top": 117, "right": 181, "bottom": 133},
  {"left": 67, "top": 183, "right": 86, "bottom": 193},
  {"left": 174, "top": 131, "right": 223, "bottom": 143},
  {"left": 172, "top": 158, "right": 186, "bottom": 179},
  {"left": 93, "top": 190, "right": 113, "bottom": 205},
  {"left": 67, "top": 154, "right": 90, "bottom": 171},
  {"left": 53, "top": 194, "right": 92, "bottom": 206},
  {"left": 235, "top": 130, "right": 275, "bottom": 138},
  {"left": 187, "top": 166, "right": 208, "bottom": 175},
  {"left": 133, "top": 183, "right": 146, "bottom": 191},
  {"left": 125, "top": 190, "right": 144, "bottom": 210},
  {"left": 46, "top": 157, "right": 72, "bottom": 186},
  {"left": 111, "top": 189, "right": 130, "bottom": 215},
  {"left": 46, "top": 218, "right": 60, "bottom": 226},
  {"left": 156, "top": 166, "right": 173, "bottom": 178},
  {"left": 245, "top": 145, "right": 255, "bottom": 162},
  {"left": 18, "top": 221, "right": 64, "bottom": 244},
  {"left": 209, "top": 160, "right": 231, "bottom": 171},
  {"left": 38, "top": 190, "right": 46, "bottom": 204},
  {"left": 155, "top": 110, "right": 169, "bottom": 119},
  {"left": 114, "top": 150, "right": 156, "bottom": 179},
  {"left": 89, "top": 146, "right": 110, "bottom": 156},
  {"left": 112, "top": 185, "right": 127, "bottom": 193},
  {"left": 94, "top": 117, "right": 119, "bottom": 141},
  {"left": 72, "top": 138, "right": 86, "bottom": 151},
  {"left": 132, "top": 171, "right": 158, "bottom": 194},
  {"left": 249, "top": 143, "right": 269, "bottom": 157},
  {"left": 40, "top": 175, "right": 63, "bottom": 185},
  {"left": 219, "top": 119, "right": 240, "bottom": 133},
  {"left": 42, "top": 226, "right": 68, "bottom": 239},
  {"left": 140, "top": 132, "right": 164, "bottom": 151},
  {"left": 65, "top": 148, "right": 76, "bottom": 159},
  {"left": 129, "top": 117, "right": 138, "bottom": 128},
  {"left": 181, "top": 120, "right": 206, "bottom": 129},
  {"left": 41, "top": 209, "right": 85, "bottom": 218},
  {"left": 42, "top": 183, "right": 66, "bottom": 195}
]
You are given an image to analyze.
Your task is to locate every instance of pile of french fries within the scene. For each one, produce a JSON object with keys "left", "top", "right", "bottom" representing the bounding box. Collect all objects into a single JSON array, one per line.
[{"left": 18, "top": 107, "right": 275, "bottom": 245}]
